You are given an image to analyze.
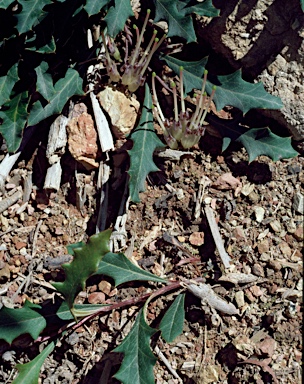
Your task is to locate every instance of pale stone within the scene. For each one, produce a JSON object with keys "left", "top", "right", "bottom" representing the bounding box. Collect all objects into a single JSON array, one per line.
[
  {"left": 97, "top": 87, "right": 140, "bottom": 138},
  {"left": 269, "top": 220, "right": 282, "bottom": 233},
  {"left": 292, "top": 192, "right": 304, "bottom": 214},
  {"left": 254, "top": 206, "right": 265, "bottom": 222},
  {"left": 189, "top": 231, "right": 205, "bottom": 246},
  {"left": 235, "top": 291, "right": 245, "bottom": 308}
]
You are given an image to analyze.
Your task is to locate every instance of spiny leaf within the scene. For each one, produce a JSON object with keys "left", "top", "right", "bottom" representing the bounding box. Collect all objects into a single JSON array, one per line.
[
  {"left": 0, "top": 63, "right": 19, "bottom": 106},
  {"left": 13, "top": 342, "right": 55, "bottom": 384},
  {"left": 52, "top": 229, "right": 111, "bottom": 310},
  {"left": 236, "top": 127, "right": 298, "bottom": 162},
  {"left": 153, "top": 0, "right": 196, "bottom": 43},
  {"left": 0, "top": 91, "right": 28, "bottom": 152},
  {"left": 104, "top": 0, "right": 133, "bottom": 37},
  {"left": 178, "top": 0, "right": 220, "bottom": 17},
  {"left": 16, "top": 0, "right": 52, "bottom": 34},
  {"left": 162, "top": 55, "right": 283, "bottom": 113},
  {"left": 215, "top": 71, "right": 283, "bottom": 113},
  {"left": 96, "top": 252, "right": 167, "bottom": 285},
  {"left": 301, "top": 0, "right": 304, "bottom": 11},
  {"left": 159, "top": 293, "right": 185, "bottom": 343},
  {"left": 128, "top": 83, "right": 165, "bottom": 202},
  {"left": 0, "top": 301, "right": 46, "bottom": 344},
  {"left": 114, "top": 308, "right": 157, "bottom": 384},
  {"left": 28, "top": 65, "right": 84, "bottom": 126},
  {"left": 84, "top": 0, "right": 109, "bottom": 16},
  {"left": 207, "top": 114, "right": 298, "bottom": 162}
]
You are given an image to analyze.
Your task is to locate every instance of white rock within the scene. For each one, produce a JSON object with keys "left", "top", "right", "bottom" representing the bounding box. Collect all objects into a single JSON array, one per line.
[
  {"left": 97, "top": 87, "right": 140, "bottom": 138},
  {"left": 292, "top": 192, "right": 304, "bottom": 214},
  {"left": 254, "top": 206, "right": 265, "bottom": 222}
]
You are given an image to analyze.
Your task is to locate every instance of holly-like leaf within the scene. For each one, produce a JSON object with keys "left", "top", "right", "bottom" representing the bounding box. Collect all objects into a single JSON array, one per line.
[
  {"left": 207, "top": 114, "right": 298, "bottom": 162},
  {"left": 301, "top": 0, "right": 304, "bottom": 11},
  {"left": 0, "top": 301, "right": 46, "bottom": 344},
  {"left": 178, "top": 0, "right": 220, "bottom": 17},
  {"left": 0, "top": 91, "right": 28, "bottom": 152},
  {"left": 0, "top": 63, "right": 19, "bottom": 106},
  {"left": 96, "top": 252, "right": 167, "bottom": 285},
  {"left": 16, "top": 0, "right": 52, "bottom": 35},
  {"left": 52, "top": 229, "right": 111, "bottom": 310},
  {"left": 236, "top": 127, "right": 299, "bottom": 162},
  {"left": 215, "top": 71, "right": 283, "bottom": 113},
  {"left": 28, "top": 65, "right": 84, "bottom": 126},
  {"left": 114, "top": 308, "right": 157, "bottom": 384},
  {"left": 128, "top": 83, "right": 165, "bottom": 202},
  {"left": 159, "top": 293, "right": 185, "bottom": 343},
  {"left": 104, "top": 0, "right": 133, "bottom": 37},
  {"left": 153, "top": 0, "right": 196, "bottom": 43},
  {"left": 84, "top": 0, "right": 109, "bottom": 16},
  {"left": 162, "top": 55, "right": 283, "bottom": 113},
  {"left": 13, "top": 342, "right": 55, "bottom": 384}
]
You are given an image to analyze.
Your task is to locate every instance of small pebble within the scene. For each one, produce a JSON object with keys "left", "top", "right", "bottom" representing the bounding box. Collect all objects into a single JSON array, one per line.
[
  {"left": 252, "top": 263, "right": 264, "bottom": 277},
  {"left": 88, "top": 292, "right": 105, "bottom": 304},
  {"left": 269, "top": 220, "right": 281, "bottom": 233},
  {"left": 293, "top": 226, "right": 303, "bottom": 241},
  {"left": 254, "top": 206, "right": 265, "bottom": 222},
  {"left": 66, "top": 332, "right": 79, "bottom": 346},
  {"left": 235, "top": 291, "right": 245, "bottom": 308},
  {"left": 292, "top": 192, "right": 304, "bottom": 214}
]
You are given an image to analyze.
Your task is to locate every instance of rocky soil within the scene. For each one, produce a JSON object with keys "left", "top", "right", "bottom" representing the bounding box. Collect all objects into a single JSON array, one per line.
[{"left": 0, "top": 1, "right": 303, "bottom": 383}]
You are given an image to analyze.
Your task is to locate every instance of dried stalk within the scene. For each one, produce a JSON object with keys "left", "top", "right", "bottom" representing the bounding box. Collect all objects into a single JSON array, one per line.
[{"left": 204, "top": 205, "right": 232, "bottom": 269}]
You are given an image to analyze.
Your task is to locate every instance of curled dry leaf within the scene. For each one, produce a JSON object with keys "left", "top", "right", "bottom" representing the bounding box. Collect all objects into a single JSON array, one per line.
[
  {"left": 218, "top": 272, "right": 258, "bottom": 285},
  {"left": 185, "top": 283, "right": 240, "bottom": 316}
]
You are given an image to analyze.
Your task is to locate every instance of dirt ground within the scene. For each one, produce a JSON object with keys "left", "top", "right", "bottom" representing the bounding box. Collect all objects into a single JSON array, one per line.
[
  {"left": 0, "top": 1, "right": 303, "bottom": 383},
  {"left": 0, "top": 131, "right": 302, "bottom": 383}
]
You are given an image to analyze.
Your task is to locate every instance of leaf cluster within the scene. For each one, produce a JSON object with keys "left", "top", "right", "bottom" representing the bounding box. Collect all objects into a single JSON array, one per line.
[{"left": 0, "top": 229, "right": 185, "bottom": 384}]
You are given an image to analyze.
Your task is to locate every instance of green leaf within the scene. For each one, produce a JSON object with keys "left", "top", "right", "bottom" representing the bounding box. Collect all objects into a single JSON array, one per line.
[
  {"left": 162, "top": 55, "right": 283, "bottom": 113},
  {"left": 215, "top": 71, "right": 283, "bottom": 113},
  {"left": 28, "top": 65, "right": 84, "bottom": 126},
  {"left": 0, "top": 301, "right": 46, "bottom": 344},
  {"left": 236, "top": 127, "right": 299, "bottom": 162},
  {"left": 153, "top": 0, "right": 196, "bottom": 43},
  {"left": 52, "top": 229, "right": 111, "bottom": 310},
  {"left": 26, "top": 36, "right": 56, "bottom": 54},
  {"left": 0, "top": 0, "right": 15, "bottom": 8},
  {"left": 159, "top": 293, "right": 185, "bottom": 343},
  {"left": 84, "top": 0, "right": 109, "bottom": 16},
  {"left": 301, "top": 0, "right": 304, "bottom": 11},
  {"left": 128, "top": 83, "right": 165, "bottom": 202},
  {"left": 13, "top": 342, "right": 55, "bottom": 384},
  {"left": 0, "top": 91, "right": 28, "bottom": 152},
  {"left": 178, "top": 0, "right": 220, "bottom": 17},
  {"left": 16, "top": 0, "right": 52, "bottom": 35},
  {"left": 114, "top": 308, "right": 157, "bottom": 384},
  {"left": 96, "top": 252, "right": 167, "bottom": 285},
  {"left": 34, "top": 61, "right": 56, "bottom": 101},
  {"left": 0, "top": 63, "right": 19, "bottom": 106},
  {"left": 104, "top": 0, "right": 133, "bottom": 37},
  {"left": 57, "top": 302, "right": 109, "bottom": 320},
  {"left": 207, "top": 114, "right": 298, "bottom": 162}
]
